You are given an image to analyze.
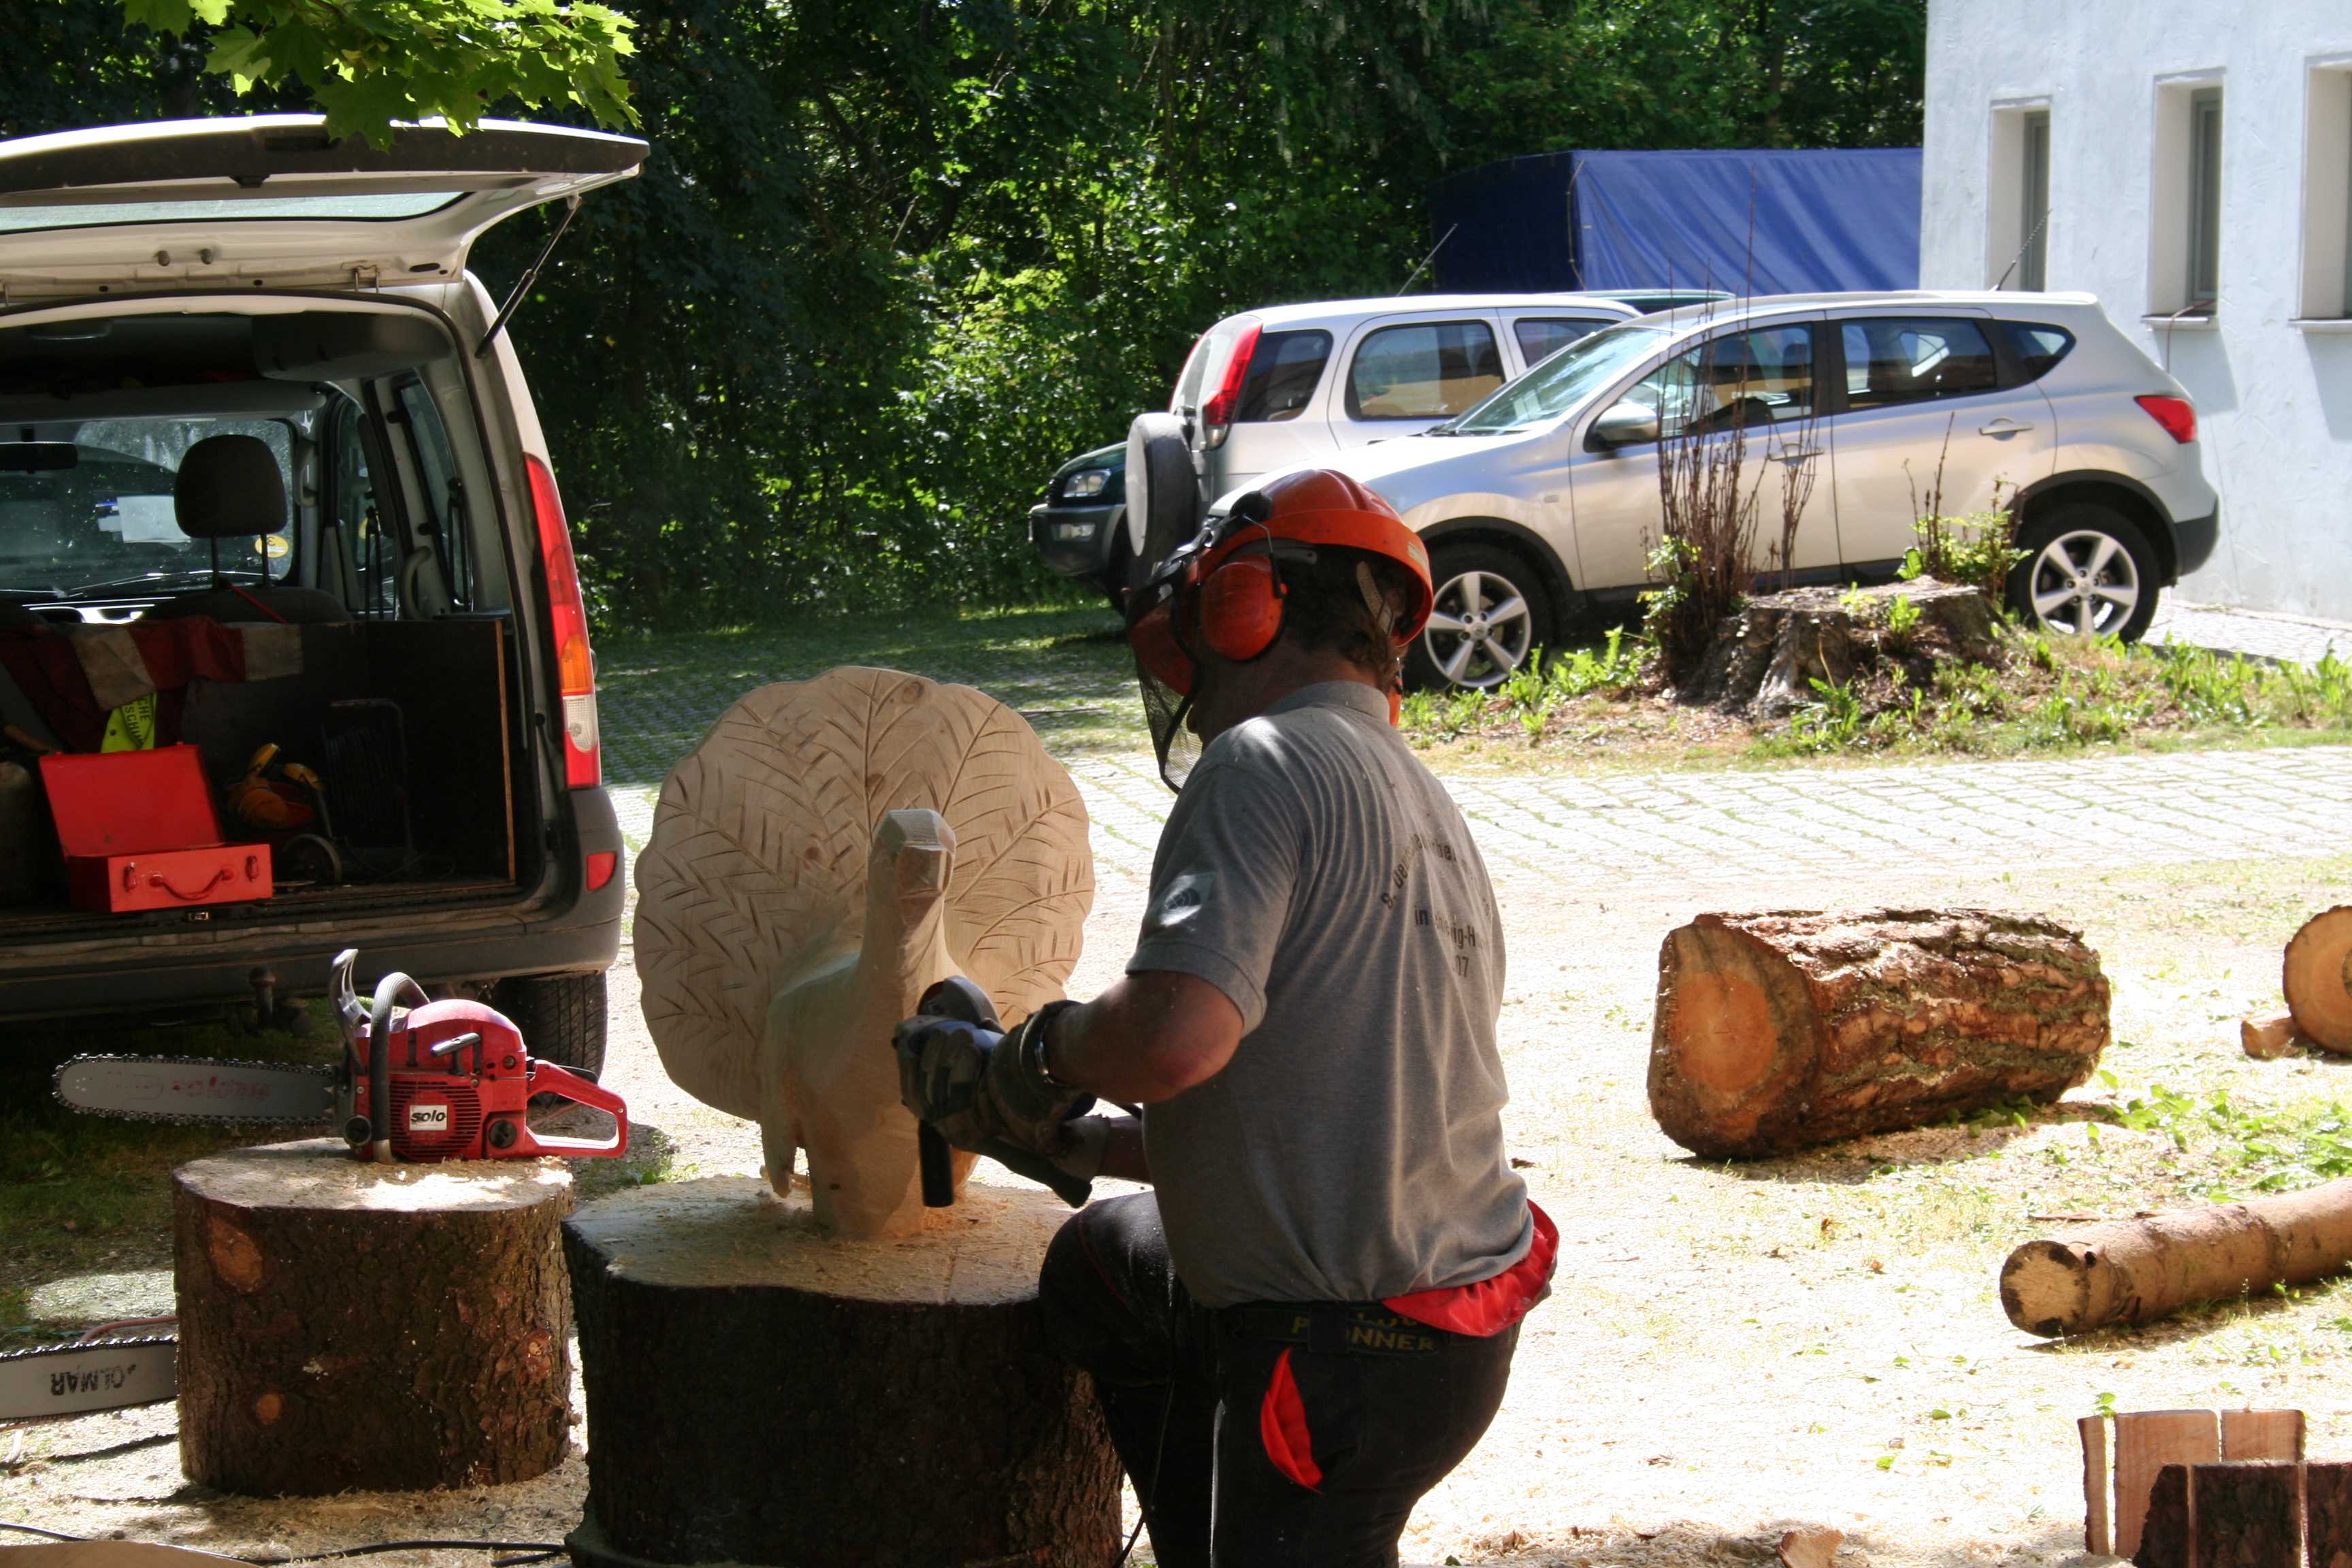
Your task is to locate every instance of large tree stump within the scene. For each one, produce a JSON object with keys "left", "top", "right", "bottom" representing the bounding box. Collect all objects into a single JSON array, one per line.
[
  {"left": 2285, "top": 906, "right": 2352, "bottom": 1054},
  {"left": 174, "top": 1139, "right": 573, "bottom": 1496},
  {"left": 563, "top": 1175, "right": 1119, "bottom": 1568},
  {"left": 1648, "top": 909, "right": 2110, "bottom": 1158},
  {"left": 1684, "top": 579, "right": 2004, "bottom": 719}
]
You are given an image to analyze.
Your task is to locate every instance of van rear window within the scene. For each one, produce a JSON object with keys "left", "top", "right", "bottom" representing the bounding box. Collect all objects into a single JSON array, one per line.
[
  {"left": 1233, "top": 330, "right": 1331, "bottom": 423},
  {"left": 0, "top": 192, "right": 464, "bottom": 233}
]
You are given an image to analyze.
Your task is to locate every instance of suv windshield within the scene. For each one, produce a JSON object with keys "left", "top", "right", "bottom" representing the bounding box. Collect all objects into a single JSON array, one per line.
[
  {"left": 0, "top": 418, "right": 286, "bottom": 598},
  {"left": 1440, "top": 323, "right": 1669, "bottom": 434}
]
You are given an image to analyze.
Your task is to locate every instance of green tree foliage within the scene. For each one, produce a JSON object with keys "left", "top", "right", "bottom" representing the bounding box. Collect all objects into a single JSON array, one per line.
[
  {"left": 17, "top": 0, "right": 1923, "bottom": 629},
  {"left": 118, "top": 0, "right": 636, "bottom": 143}
]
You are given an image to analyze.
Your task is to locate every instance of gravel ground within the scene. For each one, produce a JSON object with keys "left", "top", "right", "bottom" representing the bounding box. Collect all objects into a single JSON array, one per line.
[{"left": 7, "top": 614, "right": 2352, "bottom": 1568}]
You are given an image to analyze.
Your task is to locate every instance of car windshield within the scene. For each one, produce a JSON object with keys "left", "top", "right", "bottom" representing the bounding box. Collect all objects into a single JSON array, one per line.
[
  {"left": 0, "top": 417, "right": 289, "bottom": 598},
  {"left": 1439, "top": 323, "right": 1669, "bottom": 434}
]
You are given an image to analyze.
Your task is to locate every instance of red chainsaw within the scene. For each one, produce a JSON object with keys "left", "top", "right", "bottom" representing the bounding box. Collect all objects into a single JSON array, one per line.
[{"left": 53, "top": 947, "right": 627, "bottom": 1162}]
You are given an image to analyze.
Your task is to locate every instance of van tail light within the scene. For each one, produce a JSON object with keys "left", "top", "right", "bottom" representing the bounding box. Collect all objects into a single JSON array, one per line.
[
  {"left": 585, "top": 851, "right": 618, "bottom": 892},
  {"left": 2135, "top": 394, "right": 2197, "bottom": 444},
  {"left": 527, "top": 454, "right": 600, "bottom": 790},
  {"left": 1198, "top": 323, "right": 1262, "bottom": 450}
]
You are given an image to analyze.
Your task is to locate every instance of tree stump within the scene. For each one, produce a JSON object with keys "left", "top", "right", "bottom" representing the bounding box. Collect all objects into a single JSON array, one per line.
[
  {"left": 2285, "top": 907, "right": 2352, "bottom": 1054},
  {"left": 563, "top": 1175, "right": 1119, "bottom": 1568},
  {"left": 1648, "top": 908, "right": 2110, "bottom": 1158},
  {"left": 173, "top": 1139, "right": 573, "bottom": 1497},
  {"left": 1684, "top": 579, "right": 2004, "bottom": 719}
]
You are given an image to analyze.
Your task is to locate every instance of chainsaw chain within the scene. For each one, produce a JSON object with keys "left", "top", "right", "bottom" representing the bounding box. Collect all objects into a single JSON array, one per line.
[
  {"left": 0, "top": 1335, "right": 178, "bottom": 1365},
  {"left": 52, "top": 1055, "right": 338, "bottom": 1126}
]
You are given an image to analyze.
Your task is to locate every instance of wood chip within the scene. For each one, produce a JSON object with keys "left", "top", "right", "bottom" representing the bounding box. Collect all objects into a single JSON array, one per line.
[{"left": 1777, "top": 1526, "right": 1844, "bottom": 1568}]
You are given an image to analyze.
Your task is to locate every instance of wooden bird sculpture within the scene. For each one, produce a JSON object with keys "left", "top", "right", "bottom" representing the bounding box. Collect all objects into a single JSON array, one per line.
[{"left": 633, "top": 667, "right": 1094, "bottom": 1238}]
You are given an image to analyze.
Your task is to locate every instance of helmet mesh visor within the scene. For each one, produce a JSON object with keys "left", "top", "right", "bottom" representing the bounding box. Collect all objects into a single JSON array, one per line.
[{"left": 1137, "top": 650, "right": 1199, "bottom": 792}]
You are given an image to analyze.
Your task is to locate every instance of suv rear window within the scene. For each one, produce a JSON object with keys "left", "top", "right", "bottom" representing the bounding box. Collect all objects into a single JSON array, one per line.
[
  {"left": 1234, "top": 330, "right": 1332, "bottom": 423},
  {"left": 2006, "top": 323, "right": 2076, "bottom": 382},
  {"left": 1840, "top": 318, "right": 2000, "bottom": 410},
  {"left": 1346, "top": 321, "right": 1504, "bottom": 420}
]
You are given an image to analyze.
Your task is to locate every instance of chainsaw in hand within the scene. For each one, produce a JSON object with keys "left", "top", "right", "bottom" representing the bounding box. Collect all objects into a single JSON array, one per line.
[{"left": 53, "top": 947, "right": 628, "bottom": 1162}]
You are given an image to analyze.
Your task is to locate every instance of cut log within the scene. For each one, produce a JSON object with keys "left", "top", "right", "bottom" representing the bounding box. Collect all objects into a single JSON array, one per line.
[
  {"left": 2284, "top": 908, "right": 2352, "bottom": 1054},
  {"left": 2242, "top": 1011, "right": 2308, "bottom": 1061},
  {"left": 2136, "top": 1462, "right": 2309, "bottom": 1568},
  {"left": 1684, "top": 579, "right": 2004, "bottom": 719},
  {"left": 2118, "top": 1414, "right": 2221, "bottom": 1561},
  {"left": 2001, "top": 1181, "right": 2352, "bottom": 1337},
  {"left": 563, "top": 1175, "right": 1118, "bottom": 1568},
  {"left": 1648, "top": 908, "right": 2110, "bottom": 1158},
  {"left": 2306, "top": 1462, "right": 2352, "bottom": 1568},
  {"left": 2225, "top": 1411, "right": 2306, "bottom": 1463},
  {"left": 173, "top": 1139, "right": 573, "bottom": 1496}
]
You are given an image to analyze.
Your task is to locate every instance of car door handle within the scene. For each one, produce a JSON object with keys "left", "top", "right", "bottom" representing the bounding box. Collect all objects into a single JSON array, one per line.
[{"left": 1978, "top": 418, "right": 2034, "bottom": 436}]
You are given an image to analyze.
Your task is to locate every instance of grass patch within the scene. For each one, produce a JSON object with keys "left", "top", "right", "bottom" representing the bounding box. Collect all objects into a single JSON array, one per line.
[
  {"left": 1405, "top": 623, "right": 2352, "bottom": 768},
  {"left": 598, "top": 602, "right": 1140, "bottom": 786},
  {"left": 0, "top": 1011, "right": 344, "bottom": 1352}
]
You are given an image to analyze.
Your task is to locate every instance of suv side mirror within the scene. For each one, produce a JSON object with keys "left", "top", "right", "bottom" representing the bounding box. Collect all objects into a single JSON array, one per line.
[{"left": 1588, "top": 402, "right": 1660, "bottom": 450}]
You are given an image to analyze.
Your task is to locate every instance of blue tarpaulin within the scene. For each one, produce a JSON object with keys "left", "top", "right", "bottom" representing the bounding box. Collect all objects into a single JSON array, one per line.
[{"left": 1427, "top": 148, "right": 1921, "bottom": 297}]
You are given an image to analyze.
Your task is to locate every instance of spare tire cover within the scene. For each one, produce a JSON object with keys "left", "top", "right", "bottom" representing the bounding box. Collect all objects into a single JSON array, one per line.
[{"left": 1125, "top": 412, "right": 1201, "bottom": 572}]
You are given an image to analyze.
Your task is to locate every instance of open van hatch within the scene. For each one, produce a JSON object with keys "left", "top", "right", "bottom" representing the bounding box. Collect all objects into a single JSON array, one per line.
[{"left": 0, "top": 116, "right": 644, "bottom": 296}]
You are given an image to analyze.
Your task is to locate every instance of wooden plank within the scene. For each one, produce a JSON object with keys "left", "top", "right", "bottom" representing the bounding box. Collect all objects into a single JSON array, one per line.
[
  {"left": 2225, "top": 1412, "right": 2308, "bottom": 1464},
  {"left": 2086, "top": 1415, "right": 2114, "bottom": 1556},
  {"left": 2140, "top": 1463, "right": 2191, "bottom": 1568},
  {"left": 2305, "top": 1462, "right": 2352, "bottom": 1568},
  {"left": 2192, "top": 1462, "right": 2302, "bottom": 1568},
  {"left": 2118, "top": 1411, "right": 2223, "bottom": 1560}
]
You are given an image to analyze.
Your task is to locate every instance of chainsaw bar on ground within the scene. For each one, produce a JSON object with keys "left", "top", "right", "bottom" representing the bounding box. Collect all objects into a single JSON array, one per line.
[
  {"left": 0, "top": 1336, "right": 178, "bottom": 1422},
  {"left": 53, "top": 1056, "right": 337, "bottom": 1126}
]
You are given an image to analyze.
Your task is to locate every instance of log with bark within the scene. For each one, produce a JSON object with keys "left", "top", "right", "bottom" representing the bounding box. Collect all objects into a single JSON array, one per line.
[
  {"left": 1648, "top": 909, "right": 2110, "bottom": 1158},
  {"left": 563, "top": 1175, "right": 1119, "bottom": 1568},
  {"left": 173, "top": 1139, "right": 574, "bottom": 1496},
  {"left": 2137, "top": 1462, "right": 2309, "bottom": 1568},
  {"left": 2285, "top": 906, "right": 2352, "bottom": 1054},
  {"left": 2002, "top": 1180, "right": 2352, "bottom": 1337},
  {"left": 1683, "top": 579, "right": 2004, "bottom": 719}
]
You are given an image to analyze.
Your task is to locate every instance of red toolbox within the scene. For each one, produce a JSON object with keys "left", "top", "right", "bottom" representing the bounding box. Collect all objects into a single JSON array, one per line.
[{"left": 40, "top": 745, "right": 273, "bottom": 913}]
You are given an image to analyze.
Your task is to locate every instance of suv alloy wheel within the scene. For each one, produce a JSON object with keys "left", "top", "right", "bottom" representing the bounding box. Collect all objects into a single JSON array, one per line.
[
  {"left": 1407, "top": 543, "right": 1552, "bottom": 691},
  {"left": 2008, "top": 503, "right": 2160, "bottom": 642}
]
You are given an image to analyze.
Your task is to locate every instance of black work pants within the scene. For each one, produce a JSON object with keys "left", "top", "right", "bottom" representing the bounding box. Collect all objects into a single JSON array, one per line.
[{"left": 1036, "top": 1193, "right": 1518, "bottom": 1568}]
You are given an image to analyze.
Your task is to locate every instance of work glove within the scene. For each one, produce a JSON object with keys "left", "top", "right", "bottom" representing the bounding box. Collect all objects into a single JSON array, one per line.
[{"left": 894, "top": 1002, "right": 1094, "bottom": 1163}]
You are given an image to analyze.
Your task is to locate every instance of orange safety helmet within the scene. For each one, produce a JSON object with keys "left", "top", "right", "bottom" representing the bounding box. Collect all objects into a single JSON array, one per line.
[
  {"left": 1127, "top": 468, "right": 1434, "bottom": 789},
  {"left": 1128, "top": 468, "right": 1434, "bottom": 698}
]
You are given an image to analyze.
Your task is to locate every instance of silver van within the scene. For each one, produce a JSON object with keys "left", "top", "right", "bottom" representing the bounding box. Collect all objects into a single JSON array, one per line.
[{"left": 0, "top": 116, "right": 644, "bottom": 1066}]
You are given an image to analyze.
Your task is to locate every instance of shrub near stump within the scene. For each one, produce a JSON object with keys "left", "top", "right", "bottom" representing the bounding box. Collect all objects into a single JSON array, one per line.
[{"left": 173, "top": 1140, "right": 574, "bottom": 1496}]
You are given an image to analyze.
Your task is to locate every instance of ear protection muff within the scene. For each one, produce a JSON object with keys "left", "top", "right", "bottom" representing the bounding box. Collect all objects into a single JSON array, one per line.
[{"left": 1196, "top": 548, "right": 1286, "bottom": 662}]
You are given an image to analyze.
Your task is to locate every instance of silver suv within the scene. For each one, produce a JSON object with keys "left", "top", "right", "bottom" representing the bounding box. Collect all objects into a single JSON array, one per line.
[
  {"left": 1283, "top": 292, "right": 2218, "bottom": 688},
  {"left": 1110, "top": 289, "right": 1725, "bottom": 600}
]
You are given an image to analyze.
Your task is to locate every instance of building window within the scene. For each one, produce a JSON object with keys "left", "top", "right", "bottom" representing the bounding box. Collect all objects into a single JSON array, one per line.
[
  {"left": 2188, "top": 89, "right": 2223, "bottom": 307},
  {"left": 2298, "top": 63, "right": 2352, "bottom": 320},
  {"left": 1986, "top": 103, "right": 2052, "bottom": 290},
  {"left": 2149, "top": 76, "right": 2225, "bottom": 316}
]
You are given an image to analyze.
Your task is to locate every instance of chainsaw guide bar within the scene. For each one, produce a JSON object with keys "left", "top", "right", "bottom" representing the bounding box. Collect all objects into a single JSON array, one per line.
[
  {"left": 0, "top": 1336, "right": 178, "bottom": 1422},
  {"left": 53, "top": 1056, "right": 337, "bottom": 1127}
]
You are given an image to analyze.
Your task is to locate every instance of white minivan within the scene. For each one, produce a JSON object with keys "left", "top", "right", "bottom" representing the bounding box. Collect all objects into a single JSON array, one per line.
[
  {"left": 0, "top": 116, "right": 642, "bottom": 1055},
  {"left": 1239, "top": 293, "right": 2221, "bottom": 689}
]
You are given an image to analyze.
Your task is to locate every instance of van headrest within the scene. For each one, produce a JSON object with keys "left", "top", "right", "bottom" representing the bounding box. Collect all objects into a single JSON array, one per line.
[{"left": 174, "top": 435, "right": 285, "bottom": 540}]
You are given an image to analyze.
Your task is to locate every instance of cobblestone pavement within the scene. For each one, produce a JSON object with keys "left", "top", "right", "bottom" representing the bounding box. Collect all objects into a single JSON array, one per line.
[
  {"left": 615, "top": 741, "right": 2352, "bottom": 900},
  {"left": 2150, "top": 596, "right": 2350, "bottom": 665}
]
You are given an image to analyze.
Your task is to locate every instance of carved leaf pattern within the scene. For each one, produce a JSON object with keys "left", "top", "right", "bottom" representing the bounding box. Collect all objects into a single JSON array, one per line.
[{"left": 634, "top": 666, "right": 1094, "bottom": 1118}]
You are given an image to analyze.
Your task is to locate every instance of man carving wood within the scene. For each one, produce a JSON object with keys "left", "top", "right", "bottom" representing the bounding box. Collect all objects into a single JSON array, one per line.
[{"left": 897, "top": 470, "right": 1554, "bottom": 1567}]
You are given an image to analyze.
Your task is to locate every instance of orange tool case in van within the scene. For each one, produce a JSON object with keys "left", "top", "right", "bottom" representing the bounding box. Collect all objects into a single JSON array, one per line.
[{"left": 41, "top": 745, "right": 273, "bottom": 913}]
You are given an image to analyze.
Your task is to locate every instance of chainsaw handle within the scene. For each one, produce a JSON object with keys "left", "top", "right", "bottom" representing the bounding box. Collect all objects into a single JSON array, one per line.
[{"left": 511, "top": 1062, "right": 630, "bottom": 1158}]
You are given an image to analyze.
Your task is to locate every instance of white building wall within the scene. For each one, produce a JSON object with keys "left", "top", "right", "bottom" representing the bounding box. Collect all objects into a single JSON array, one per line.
[{"left": 1923, "top": 0, "right": 2352, "bottom": 621}]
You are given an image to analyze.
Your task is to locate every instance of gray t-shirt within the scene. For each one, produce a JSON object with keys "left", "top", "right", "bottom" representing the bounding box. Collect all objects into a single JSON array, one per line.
[{"left": 1128, "top": 680, "right": 1530, "bottom": 1309}]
